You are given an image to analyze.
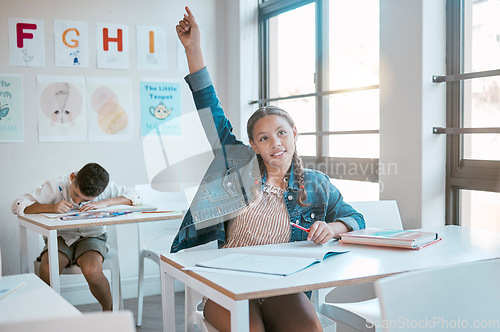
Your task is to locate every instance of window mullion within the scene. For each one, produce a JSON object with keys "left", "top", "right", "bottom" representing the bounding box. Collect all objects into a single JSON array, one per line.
[{"left": 316, "top": 0, "right": 329, "bottom": 158}]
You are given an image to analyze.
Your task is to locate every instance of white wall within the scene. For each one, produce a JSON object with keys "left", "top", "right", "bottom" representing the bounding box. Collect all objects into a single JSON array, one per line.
[
  {"left": 0, "top": 0, "right": 225, "bottom": 304},
  {"left": 379, "top": 0, "right": 447, "bottom": 229}
]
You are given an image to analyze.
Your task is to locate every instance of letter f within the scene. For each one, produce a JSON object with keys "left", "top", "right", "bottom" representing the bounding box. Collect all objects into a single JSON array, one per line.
[{"left": 17, "top": 23, "right": 37, "bottom": 48}]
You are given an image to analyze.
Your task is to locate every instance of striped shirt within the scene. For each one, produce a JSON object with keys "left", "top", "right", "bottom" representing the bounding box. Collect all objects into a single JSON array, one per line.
[{"left": 223, "top": 182, "right": 291, "bottom": 248}]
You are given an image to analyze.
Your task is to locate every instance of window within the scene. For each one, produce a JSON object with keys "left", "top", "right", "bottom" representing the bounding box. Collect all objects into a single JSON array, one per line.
[
  {"left": 257, "top": 0, "right": 380, "bottom": 201},
  {"left": 443, "top": 0, "right": 500, "bottom": 226}
]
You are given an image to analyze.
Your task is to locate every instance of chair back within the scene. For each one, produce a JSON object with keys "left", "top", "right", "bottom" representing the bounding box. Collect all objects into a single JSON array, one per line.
[
  {"left": 321, "top": 200, "right": 403, "bottom": 304},
  {"left": 134, "top": 184, "right": 186, "bottom": 250},
  {"left": 0, "top": 311, "right": 136, "bottom": 332},
  {"left": 375, "top": 258, "right": 500, "bottom": 332},
  {"left": 349, "top": 200, "right": 403, "bottom": 230}
]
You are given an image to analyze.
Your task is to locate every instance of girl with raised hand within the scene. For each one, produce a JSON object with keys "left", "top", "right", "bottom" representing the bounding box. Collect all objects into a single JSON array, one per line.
[{"left": 172, "top": 6, "right": 365, "bottom": 332}]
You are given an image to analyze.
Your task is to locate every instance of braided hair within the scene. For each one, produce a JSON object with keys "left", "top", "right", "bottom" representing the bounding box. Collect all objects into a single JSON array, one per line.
[{"left": 247, "top": 105, "right": 309, "bottom": 207}]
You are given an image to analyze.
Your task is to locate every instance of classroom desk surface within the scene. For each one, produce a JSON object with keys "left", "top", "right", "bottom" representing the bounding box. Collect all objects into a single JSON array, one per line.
[
  {"left": 160, "top": 225, "right": 500, "bottom": 332},
  {"left": 0, "top": 273, "right": 80, "bottom": 325},
  {"left": 18, "top": 210, "right": 183, "bottom": 293}
]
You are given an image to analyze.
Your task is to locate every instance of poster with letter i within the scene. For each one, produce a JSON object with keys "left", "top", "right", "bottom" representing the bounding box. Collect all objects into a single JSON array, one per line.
[{"left": 0, "top": 74, "right": 23, "bottom": 142}]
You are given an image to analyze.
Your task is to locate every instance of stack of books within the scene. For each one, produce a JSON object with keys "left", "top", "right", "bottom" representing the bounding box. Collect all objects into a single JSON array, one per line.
[{"left": 340, "top": 228, "right": 441, "bottom": 250}]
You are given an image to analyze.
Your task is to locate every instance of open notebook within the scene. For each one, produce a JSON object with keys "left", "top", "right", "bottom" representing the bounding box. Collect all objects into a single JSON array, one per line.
[{"left": 193, "top": 246, "right": 349, "bottom": 277}]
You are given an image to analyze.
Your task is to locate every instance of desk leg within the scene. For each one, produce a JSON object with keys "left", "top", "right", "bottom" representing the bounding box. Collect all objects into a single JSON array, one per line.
[
  {"left": 47, "top": 230, "right": 61, "bottom": 293},
  {"left": 230, "top": 300, "right": 249, "bottom": 332},
  {"left": 19, "top": 223, "right": 28, "bottom": 274},
  {"left": 160, "top": 266, "right": 176, "bottom": 332}
]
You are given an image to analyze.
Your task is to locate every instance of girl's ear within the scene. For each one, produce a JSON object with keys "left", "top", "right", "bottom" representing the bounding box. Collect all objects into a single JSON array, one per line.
[
  {"left": 249, "top": 140, "right": 260, "bottom": 155},
  {"left": 293, "top": 126, "right": 298, "bottom": 142},
  {"left": 70, "top": 172, "right": 76, "bottom": 182}
]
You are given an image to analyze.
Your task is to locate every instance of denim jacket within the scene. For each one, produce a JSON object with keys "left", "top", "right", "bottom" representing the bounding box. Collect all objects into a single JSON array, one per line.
[{"left": 171, "top": 67, "right": 365, "bottom": 253}]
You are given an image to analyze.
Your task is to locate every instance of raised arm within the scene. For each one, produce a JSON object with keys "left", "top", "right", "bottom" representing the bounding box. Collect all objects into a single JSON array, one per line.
[
  {"left": 175, "top": 7, "right": 250, "bottom": 153},
  {"left": 176, "top": 6, "right": 205, "bottom": 74}
]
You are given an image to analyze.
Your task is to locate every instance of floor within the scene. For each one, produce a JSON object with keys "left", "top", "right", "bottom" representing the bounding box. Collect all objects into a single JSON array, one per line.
[{"left": 75, "top": 293, "right": 187, "bottom": 332}]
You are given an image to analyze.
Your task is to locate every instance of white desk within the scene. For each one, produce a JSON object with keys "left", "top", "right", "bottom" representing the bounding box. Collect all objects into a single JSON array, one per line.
[
  {"left": 0, "top": 273, "right": 80, "bottom": 325},
  {"left": 18, "top": 210, "right": 182, "bottom": 293},
  {"left": 160, "top": 225, "right": 500, "bottom": 332}
]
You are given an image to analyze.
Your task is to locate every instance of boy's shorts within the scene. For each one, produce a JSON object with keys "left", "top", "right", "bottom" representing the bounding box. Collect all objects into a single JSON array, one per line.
[{"left": 38, "top": 233, "right": 108, "bottom": 267}]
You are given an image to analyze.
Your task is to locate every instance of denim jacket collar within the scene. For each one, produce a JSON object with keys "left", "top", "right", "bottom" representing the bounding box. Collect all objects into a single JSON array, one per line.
[{"left": 262, "top": 164, "right": 300, "bottom": 192}]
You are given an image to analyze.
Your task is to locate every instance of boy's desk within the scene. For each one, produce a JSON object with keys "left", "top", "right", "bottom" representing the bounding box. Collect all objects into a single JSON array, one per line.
[
  {"left": 18, "top": 210, "right": 183, "bottom": 293},
  {"left": 0, "top": 273, "right": 80, "bottom": 325},
  {"left": 160, "top": 225, "right": 500, "bottom": 332}
]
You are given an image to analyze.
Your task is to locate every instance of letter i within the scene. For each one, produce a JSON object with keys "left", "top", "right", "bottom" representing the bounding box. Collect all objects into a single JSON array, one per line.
[{"left": 149, "top": 31, "right": 155, "bottom": 53}]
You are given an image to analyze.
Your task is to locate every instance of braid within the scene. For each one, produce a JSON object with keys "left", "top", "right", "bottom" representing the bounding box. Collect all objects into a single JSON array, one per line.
[{"left": 291, "top": 150, "right": 309, "bottom": 207}]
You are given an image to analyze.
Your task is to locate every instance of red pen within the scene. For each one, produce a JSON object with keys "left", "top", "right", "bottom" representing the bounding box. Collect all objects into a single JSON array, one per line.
[{"left": 290, "top": 222, "right": 310, "bottom": 233}]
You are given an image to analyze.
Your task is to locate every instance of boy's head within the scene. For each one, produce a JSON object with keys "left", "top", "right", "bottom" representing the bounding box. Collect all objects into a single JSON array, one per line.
[{"left": 69, "top": 163, "right": 109, "bottom": 204}]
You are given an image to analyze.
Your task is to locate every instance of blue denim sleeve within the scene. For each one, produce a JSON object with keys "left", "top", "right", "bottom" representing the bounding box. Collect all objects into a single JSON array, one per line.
[
  {"left": 325, "top": 177, "right": 365, "bottom": 231},
  {"left": 184, "top": 67, "right": 212, "bottom": 92},
  {"left": 184, "top": 67, "right": 244, "bottom": 149}
]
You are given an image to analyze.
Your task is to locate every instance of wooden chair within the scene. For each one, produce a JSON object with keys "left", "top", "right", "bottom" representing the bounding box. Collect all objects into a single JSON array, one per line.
[
  {"left": 375, "top": 258, "right": 500, "bottom": 332},
  {"left": 314, "top": 200, "right": 403, "bottom": 332},
  {"left": 0, "top": 311, "right": 136, "bottom": 332},
  {"left": 34, "top": 225, "right": 123, "bottom": 311}
]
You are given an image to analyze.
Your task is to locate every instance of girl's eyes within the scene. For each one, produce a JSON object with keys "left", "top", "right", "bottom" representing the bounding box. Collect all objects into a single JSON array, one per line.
[
  {"left": 279, "top": 130, "right": 286, "bottom": 135},
  {"left": 259, "top": 136, "right": 268, "bottom": 142}
]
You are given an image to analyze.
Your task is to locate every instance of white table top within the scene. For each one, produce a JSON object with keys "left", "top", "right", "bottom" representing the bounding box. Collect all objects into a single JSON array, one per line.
[
  {"left": 18, "top": 210, "right": 183, "bottom": 230},
  {"left": 161, "top": 225, "right": 500, "bottom": 300},
  {"left": 0, "top": 273, "right": 81, "bottom": 325}
]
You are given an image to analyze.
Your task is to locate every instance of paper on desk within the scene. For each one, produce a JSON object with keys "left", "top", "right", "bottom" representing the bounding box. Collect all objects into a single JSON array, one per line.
[{"left": 182, "top": 265, "right": 283, "bottom": 279}]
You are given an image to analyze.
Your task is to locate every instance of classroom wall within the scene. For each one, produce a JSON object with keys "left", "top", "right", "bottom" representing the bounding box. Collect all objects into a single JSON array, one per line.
[{"left": 0, "top": 0, "right": 233, "bottom": 303}]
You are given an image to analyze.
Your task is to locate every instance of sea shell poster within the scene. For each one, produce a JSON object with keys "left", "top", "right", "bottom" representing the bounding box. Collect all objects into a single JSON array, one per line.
[
  {"left": 87, "top": 77, "right": 133, "bottom": 141},
  {"left": 0, "top": 74, "right": 24, "bottom": 142},
  {"left": 37, "top": 75, "right": 86, "bottom": 142},
  {"left": 54, "top": 19, "right": 89, "bottom": 68},
  {"left": 140, "top": 79, "right": 181, "bottom": 136}
]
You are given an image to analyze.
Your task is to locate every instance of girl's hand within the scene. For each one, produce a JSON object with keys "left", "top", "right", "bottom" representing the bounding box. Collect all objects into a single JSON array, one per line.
[
  {"left": 307, "top": 221, "right": 349, "bottom": 244},
  {"left": 176, "top": 6, "right": 201, "bottom": 51},
  {"left": 307, "top": 221, "right": 335, "bottom": 244}
]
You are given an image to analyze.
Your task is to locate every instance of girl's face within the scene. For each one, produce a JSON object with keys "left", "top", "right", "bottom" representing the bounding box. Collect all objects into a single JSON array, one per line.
[{"left": 249, "top": 114, "right": 297, "bottom": 174}]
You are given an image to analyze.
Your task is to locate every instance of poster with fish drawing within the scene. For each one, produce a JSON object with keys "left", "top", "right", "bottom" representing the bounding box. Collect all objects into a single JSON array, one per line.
[
  {"left": 140, "top": 79, "right": 181, "bottom": 136},
  {"left": 0, "top": 74, "right": 24, "bottom": 142},
  {"left": 87, "top": 77, "right": 133, "bottom": 141},
  {"left": 37, "top": 75, "right": 86, "bottom": 142}
]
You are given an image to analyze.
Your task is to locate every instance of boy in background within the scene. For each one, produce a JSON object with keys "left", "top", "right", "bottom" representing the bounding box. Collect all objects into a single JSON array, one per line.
[{"left": 12, "top": 162, "right": 141, "bottom": 310}]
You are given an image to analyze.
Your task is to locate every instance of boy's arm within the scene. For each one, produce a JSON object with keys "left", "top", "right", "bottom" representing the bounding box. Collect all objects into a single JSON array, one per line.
[
  {"left": 79, "top": 181, "right": 142, "bottom": 212},
  {"left": 24, "top": 201, "right": 73, "bottom": 214},
  {"left": 12, "top": 179, "right": 71, "bottom": 215},
  {"left": 79, "top": 196, "right": 132, "bottom": 212}
]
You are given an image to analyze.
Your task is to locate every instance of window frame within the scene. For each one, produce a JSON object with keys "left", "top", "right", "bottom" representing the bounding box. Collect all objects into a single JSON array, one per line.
[
  {"left": 257, "top": 0, "right": 379, "bottom": 183},
  {"left": 445, "top": 0, "right": 500, "bottom": 225}
]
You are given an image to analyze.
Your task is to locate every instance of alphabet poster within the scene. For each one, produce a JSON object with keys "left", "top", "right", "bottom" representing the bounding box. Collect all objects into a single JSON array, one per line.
[
  {"left": 0, "top": 74, "right": 24, "bottom": 142},
  {"left": 96, "top": 23, "right": 129, "bottom": 69},
  {"left": 87, "top": 77, "right": 133, "bottom": 141},
  {"left": 37, "top": 75, "right": 86, "bottom": 142},
  {"left": 54, "top": 20, "right": 89, "bottom": 67},
  {"left": 140, "top": 79, "right": 181, "bottom": 136},
  {"left": 136, "top": 25, "right": 167, "bottom": 71},
  {"left": 9, "top": 17, "right": 45, "bottom": 67}
]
